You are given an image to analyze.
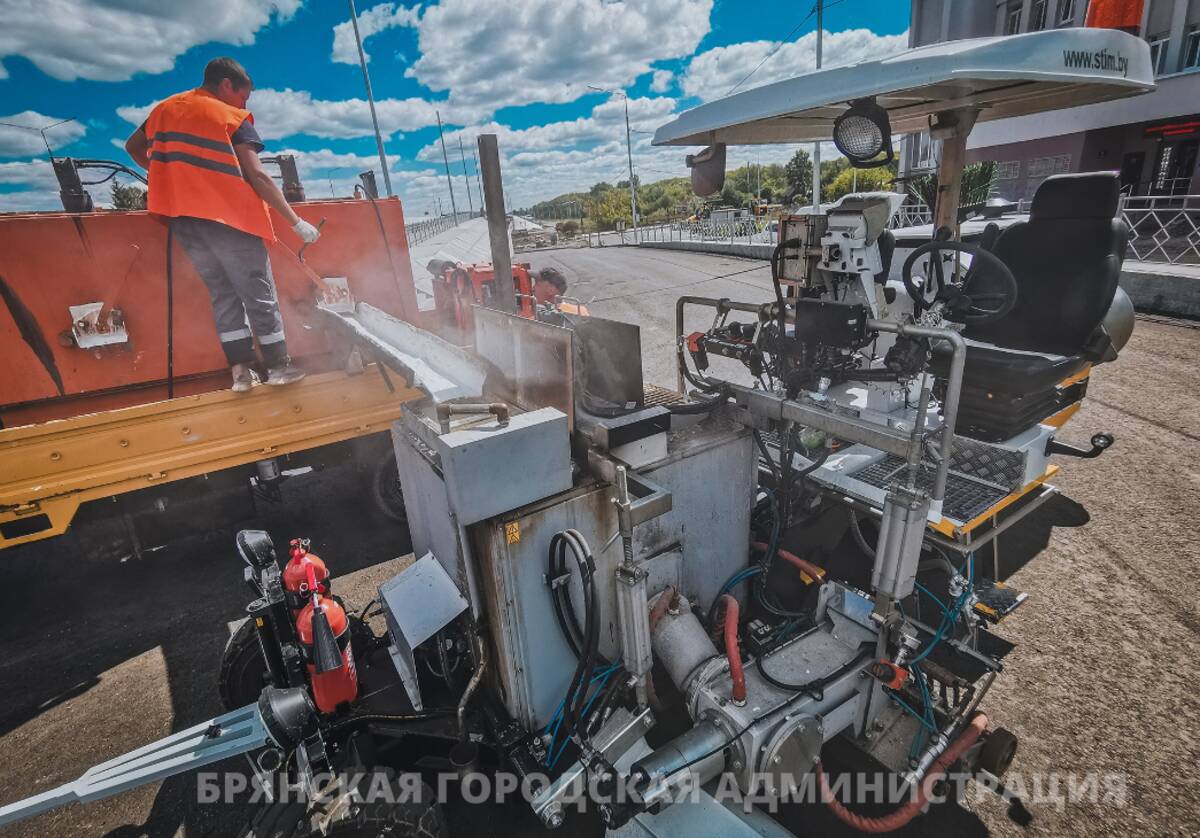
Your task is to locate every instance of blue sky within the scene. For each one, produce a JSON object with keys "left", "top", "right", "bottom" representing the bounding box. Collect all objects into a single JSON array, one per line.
[{"left": 0, "top": 0, "right": 910, "bottom": 215}]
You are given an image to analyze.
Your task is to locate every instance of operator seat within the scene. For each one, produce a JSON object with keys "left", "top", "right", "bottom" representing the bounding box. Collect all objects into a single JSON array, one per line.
[{"left": 940, "top": 173, "right": 1129, "bottom": 441}]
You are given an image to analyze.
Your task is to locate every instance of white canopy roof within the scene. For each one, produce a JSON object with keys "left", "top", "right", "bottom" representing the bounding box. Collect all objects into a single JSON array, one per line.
[{"left": 653, "top": 28, "right": 1155, "bottom": 147}]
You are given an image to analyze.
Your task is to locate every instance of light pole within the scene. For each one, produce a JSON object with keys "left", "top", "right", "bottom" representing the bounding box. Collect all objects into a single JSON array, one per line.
[
  {"left": 589, "top": 85, "right": 638, "bottom": 240},
  {"left": 812, "top": 0, "right": 823, "bottom": 211},
  {"left": 346, "top": 0, "right": 393, "bottom": 197}
]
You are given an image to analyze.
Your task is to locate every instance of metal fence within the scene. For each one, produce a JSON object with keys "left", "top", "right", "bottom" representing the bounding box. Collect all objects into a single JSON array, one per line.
[
  {"left": 585, "top": 194, "right": 1200, "bottom": 266},
  {"left": 404, "top": 211, "right": 473, "bottom": 247},
  {"left": 587, "top": 216, "right": 774, "bottom": 248},
  {"left": 1121, "top": 194, "right": 1200, "bottom": 265}
]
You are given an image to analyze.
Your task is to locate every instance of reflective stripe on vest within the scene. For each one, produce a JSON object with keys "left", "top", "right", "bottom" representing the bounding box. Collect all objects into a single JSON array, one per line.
[{"left": 144, "top": 89, "right": 275, "bottom": 241}]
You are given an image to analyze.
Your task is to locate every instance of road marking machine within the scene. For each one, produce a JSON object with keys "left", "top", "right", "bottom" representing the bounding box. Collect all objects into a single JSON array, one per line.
[{"left": 0, "top": 25, "right": 1151, "bottom": 837}]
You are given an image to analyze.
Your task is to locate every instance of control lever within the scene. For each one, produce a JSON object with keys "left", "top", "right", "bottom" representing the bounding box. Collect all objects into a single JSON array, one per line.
[{"left": 1045, "top": 432, "right": 1114, "bottom": 459}]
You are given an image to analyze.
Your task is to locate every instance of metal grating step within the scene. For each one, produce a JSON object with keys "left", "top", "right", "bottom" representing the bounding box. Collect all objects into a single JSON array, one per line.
[{"left": 851, "top": 454, "right": 1010, "bottom": 523}]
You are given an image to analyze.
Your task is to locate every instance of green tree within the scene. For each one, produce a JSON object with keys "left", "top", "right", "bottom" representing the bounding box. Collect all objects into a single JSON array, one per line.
[
  {"left": 909, "top": 161, "right": 997, "bottom": 212},
  {"left": 784, "top": 149, "right": 812, "bottom": 203},
  {"left": 111, "top": 181, "right": 147, "bottom": 210},
  {"left": 826, "top": 166, "right": 895, "bottom": 201}
]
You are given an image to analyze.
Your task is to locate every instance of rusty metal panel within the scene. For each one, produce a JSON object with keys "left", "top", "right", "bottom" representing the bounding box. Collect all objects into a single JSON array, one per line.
[
  {"left": 472, "top": 307, "right": 574, "bottom": 429},
  {"left": 0, "top": 198, "right": 418, "bottom": 421}
]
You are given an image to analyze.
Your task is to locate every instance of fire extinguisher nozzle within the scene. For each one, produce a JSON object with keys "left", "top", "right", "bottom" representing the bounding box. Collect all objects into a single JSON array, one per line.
[{"left": 311, "top": 608, "right": 342, "bottom": 674}]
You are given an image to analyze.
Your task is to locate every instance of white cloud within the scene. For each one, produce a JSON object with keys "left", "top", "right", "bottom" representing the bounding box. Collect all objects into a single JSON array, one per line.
[
  {"left": 681, "top": 28, "right": 909, "bottom": 102},
  {"left": 417, "top": 95, "right": 678, "bottom": 161},
  {"left": 406, "top": 0, "right": 711, "bottom": 111},
  {"left": 332, "top": 2, "right": 422, "bottom": 64},
  {"left": 0, "top": 112, "right": 86, "bottom": 157},
  {"left": 0, "top": 158, "right": 56, "bottom": 188},
  {"left": 117, "top": 88, "right": 483, "bottom": 141},
  {"left": 0, "top": 0, "right": 301, "bottom": 82},
  {"left": 650, "top": 69, "right": 674, "bottom": 93}
]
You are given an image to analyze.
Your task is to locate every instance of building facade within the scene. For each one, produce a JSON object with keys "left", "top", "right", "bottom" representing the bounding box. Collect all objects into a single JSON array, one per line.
[{"left": 902, "top": 0, "right": 1200, "bottom": 199}]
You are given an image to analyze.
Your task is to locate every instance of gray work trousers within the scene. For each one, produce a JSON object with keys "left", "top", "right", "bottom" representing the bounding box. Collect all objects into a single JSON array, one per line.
[{"left": 170, "top": 216, "right": 288, "bottom": 367}]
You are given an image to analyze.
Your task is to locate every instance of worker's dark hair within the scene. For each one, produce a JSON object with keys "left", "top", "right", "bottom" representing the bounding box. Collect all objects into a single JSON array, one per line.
[
  {"left": 536, "top": 267, "right": 568, "bottom": 294},
  {"left": 203, "top": 57, "right": 252, "bottom": 90}
]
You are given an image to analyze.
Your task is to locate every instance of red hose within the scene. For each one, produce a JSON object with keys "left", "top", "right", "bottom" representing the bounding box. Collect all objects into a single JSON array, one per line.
[
  {"left": 751, "top": 541, "right": 826, "bottom": 584},
  {"left": 816, "top": 713, "right": 989, "bottom": 833},
  {"left": 718, "top": 594, "right": 747, "bottom": 705}
]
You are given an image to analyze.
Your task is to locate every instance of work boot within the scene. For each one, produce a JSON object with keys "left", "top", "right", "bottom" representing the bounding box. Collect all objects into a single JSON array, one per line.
[
  {"left": 266, "top": 363, "right": 306, "bottom": 386},
  {"left": 231, "top": 363, "right": 255, "bottom": 393}
]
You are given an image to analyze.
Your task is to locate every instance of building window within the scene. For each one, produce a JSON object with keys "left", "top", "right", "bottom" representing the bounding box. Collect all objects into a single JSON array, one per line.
[
  {"left": 1005, "top": 3, "right": 1022, "bottom": 34},
  {"left": 1057, "top": 0, "right": 1076, "bottom": 25},
  {"left": 1030, "top": 0, "right": 1048, "bottom": 31},
  {"left": 995, "top": 161, "right": 1021, "bottom": 179},
  {"left": 1148, "top": 35, "right": 1170, "bottom": 74},
  {"left": 1183, "top": 25, "right": 1200, "bottom": 70},
  {"left": 1028, "top": 154, "right": 1072, "bottom": 178}
]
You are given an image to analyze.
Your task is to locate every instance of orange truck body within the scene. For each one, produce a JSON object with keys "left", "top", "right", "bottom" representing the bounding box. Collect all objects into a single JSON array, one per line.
[{"left": 0, "top": 198, "right": 420, "bottom": 428}]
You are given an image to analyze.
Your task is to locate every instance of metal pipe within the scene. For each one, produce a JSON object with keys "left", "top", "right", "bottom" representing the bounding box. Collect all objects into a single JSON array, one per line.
[
  {"left": 477, "top": 134, "right": 516, "bottom": 313},
  {"left": 457, "top": 632, "right": 488, "bottom": 742},
  {"left": 867, "top": 319, "right": 966, "bottom": 502},
  {"left": 436, "top": 402, "right": 509, "bottom": 434}
]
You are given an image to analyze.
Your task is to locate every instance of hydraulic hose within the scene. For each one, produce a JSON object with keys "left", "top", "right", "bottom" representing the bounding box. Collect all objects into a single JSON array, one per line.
[
  {"left": 751, "top": 541, "right": 825, "bottom": 585},
  {"left": 718, "top": 595, "right": 747, "bottom": 705},
  {"left": 816, "top": 712, "right": 989, "bottom": 833}
]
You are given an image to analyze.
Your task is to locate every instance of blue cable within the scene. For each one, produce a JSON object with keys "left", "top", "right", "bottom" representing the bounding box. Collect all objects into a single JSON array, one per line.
[
  {"left": 915, "top": 581, "right": 950, "bottom": 616},
  {"left": 543, "top": 663, "right": 620, "bottom": 768}
]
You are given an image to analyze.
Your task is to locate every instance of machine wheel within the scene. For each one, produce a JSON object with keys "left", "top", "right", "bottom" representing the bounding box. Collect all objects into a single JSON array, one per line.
[
  {"left": 978, "top": 726, "right": 1019, "bottom": 777},
  {"left": 219, "top": 617, "right": 271, "bottom": 711},
  {"left": 241, "top": 771, "right": 447, "bottom": 838},
  {"left": 370, "top": 453, "right": 408, "bottom": 524},
  {"left": 219, "top": 613, "right": 377, "bottom": 711}
]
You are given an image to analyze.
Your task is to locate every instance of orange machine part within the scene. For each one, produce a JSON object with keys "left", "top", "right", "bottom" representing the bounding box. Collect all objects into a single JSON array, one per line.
[
  {"left": 431, "top": 261, "right": 535, "bottom": 340},
  {"left": 1085, "top": 0, "right": 1145, "bottom": 33},
  {"left": 0, "top": 198, "right": 420, "bottom": 426}
]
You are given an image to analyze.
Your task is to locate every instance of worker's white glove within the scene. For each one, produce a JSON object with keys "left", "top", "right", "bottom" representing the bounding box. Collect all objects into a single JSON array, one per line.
[{"left": 293, "top": 219, "right": 320, "bottom": 244}]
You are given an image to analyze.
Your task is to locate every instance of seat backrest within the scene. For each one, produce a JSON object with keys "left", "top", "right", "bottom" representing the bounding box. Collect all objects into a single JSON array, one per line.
[{"left": 966, "top": 173, "right": 1128, "bottom": 355}]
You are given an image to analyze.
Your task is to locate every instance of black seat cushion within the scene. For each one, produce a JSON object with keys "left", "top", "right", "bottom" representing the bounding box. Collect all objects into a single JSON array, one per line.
[
  {"left": 964, "top": 172, "right": 1128, "bottom": 356},
  {"left": 954, "top": 342, "right": 1089, "bottom": 393}
]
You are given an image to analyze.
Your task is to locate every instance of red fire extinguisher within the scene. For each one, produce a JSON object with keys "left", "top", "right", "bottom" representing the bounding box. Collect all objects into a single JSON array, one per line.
[
  {"left": 296, "top": 564, "right": 358, "bottom": 712},
  {"left": 283, "top": 538, "right": 329, "bottom": 613}
]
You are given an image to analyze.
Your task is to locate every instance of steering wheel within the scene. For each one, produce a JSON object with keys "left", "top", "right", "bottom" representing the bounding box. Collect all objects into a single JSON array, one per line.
[{"left": 901, "top": 240, "right": 1018, "bottom": 324}]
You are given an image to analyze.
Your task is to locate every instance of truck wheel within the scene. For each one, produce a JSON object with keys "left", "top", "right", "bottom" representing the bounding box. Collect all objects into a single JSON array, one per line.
[
  {"left": 219, "top": 617, "right": 270, "bottom": 711},
  {"left": 371, "top": 454, "right": 407, "bottom": 524},
  {"left": 241, "top": 771, "right": 447, "bottom": 838},
  {"left": 219, "top": 613, "right": 376, "bottom": 711}
]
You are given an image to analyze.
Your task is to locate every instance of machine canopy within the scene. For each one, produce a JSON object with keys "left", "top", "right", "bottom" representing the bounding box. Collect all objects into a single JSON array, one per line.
[{"left": 652, "top": 27, "right": 1154, "bottom": 148}]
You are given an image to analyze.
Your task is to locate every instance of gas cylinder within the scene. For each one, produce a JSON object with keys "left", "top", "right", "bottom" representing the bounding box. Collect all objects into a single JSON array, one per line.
[
  {"left": 283, "top": 538, "right": 329, "bottom": 612},
  {"left": 296, "top": 586, "right": 359, "bottom": 713}
]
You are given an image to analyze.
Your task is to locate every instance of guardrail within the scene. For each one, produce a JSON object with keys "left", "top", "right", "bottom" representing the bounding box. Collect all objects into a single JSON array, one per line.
[
  {"left": 585, "top": 193, "right": 1200, "bottom": 266},
  {"left": 404, "top": 211, "right": 473, "bottom": 247}
]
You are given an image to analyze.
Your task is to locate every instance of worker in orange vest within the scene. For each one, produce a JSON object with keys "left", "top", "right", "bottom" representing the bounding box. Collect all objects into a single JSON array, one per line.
[
  {"left": 124, "top": 57, "right": 319, "bottom": 392},
  {"left": 532, "top": 267, "right": 590, "bottom": 315}
]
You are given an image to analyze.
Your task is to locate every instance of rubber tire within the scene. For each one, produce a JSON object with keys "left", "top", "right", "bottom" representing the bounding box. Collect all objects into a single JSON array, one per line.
[
  {"left": 219, "top": 617, "right": 271, "bottom": 711},
  {"left": 978, "top": 726, "right": 1019, "bottom": 778},
  {"left": 370, "top": 453, "right": 408, "bottom": 524},
  {"left": 240, "top": 772, "right": 447, "bottom": 838},
  {"left": 218, "top": 613, "right": 378, "bottom": 712}
]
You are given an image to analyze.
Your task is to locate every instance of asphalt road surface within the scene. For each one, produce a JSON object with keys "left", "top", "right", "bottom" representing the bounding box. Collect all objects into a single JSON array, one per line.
[{"left": 1, "top": 245, "right": 1197, "bottom": 837}]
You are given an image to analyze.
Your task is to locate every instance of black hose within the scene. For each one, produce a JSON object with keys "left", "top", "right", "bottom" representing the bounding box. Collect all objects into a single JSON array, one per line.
[
  {"left": 667, "top": 387, "right": 729, "bottom": 414},
  {"left": 755, "top": 644, "right": 874, "bottom": 697},
  {"left": 548, "top": 529, "right": 602, "bottom": 737}
]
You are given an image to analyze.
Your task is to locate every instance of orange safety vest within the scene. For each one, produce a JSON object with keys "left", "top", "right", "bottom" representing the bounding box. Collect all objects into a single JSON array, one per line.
[
  {"left": 144, "top": 89, "right": 274, "bottom": 241},
  {"left": 559, "top": 301, "right": 590, "bottom": 316}
]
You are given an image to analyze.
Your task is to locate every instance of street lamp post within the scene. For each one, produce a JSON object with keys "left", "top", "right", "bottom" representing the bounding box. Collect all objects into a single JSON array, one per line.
[{"left": 589, "top": 85, "right": 638, "bottom": 241}]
